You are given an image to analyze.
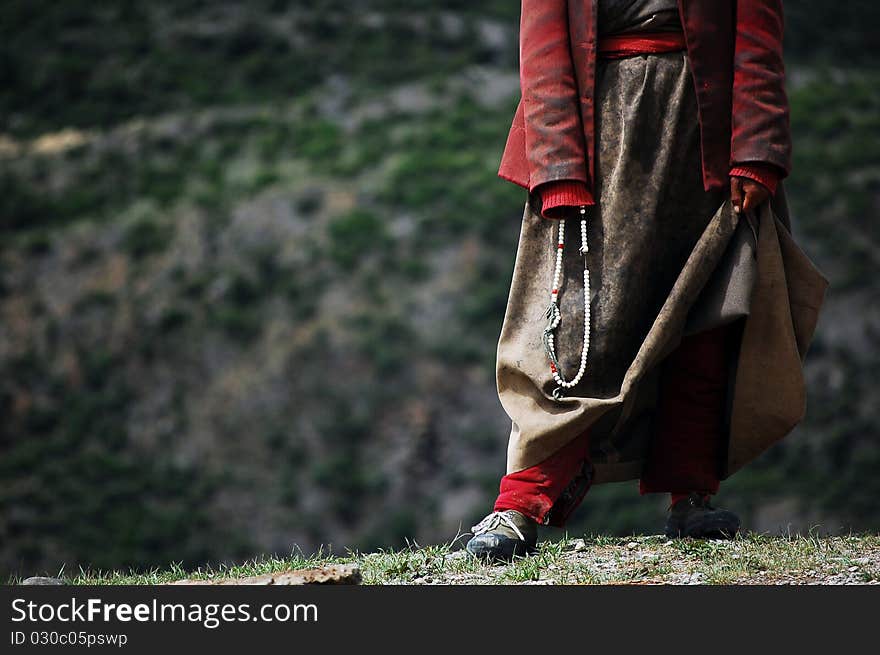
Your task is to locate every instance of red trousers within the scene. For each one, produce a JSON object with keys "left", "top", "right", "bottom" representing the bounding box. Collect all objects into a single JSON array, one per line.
[{"left": 494, "top": 322, "right": 738, "bottom": 526}]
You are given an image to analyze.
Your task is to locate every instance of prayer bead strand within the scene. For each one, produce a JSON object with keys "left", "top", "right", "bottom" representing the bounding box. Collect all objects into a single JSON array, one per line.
[{"left": 543, "top": 206, "right": 591, "bottom": 400}]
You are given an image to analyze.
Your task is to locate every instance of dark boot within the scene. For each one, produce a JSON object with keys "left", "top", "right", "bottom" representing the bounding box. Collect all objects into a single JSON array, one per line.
[
  {"left": 465, "top": 510, "right": 538, "bottom": 562},
  {"left": 665, "top": 492, "right": 740, "bottom": 539}
]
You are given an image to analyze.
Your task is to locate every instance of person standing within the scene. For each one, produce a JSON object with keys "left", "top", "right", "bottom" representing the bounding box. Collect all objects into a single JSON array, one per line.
[{"left": 465, "top": 0, "right": 828, "bottom": 561}]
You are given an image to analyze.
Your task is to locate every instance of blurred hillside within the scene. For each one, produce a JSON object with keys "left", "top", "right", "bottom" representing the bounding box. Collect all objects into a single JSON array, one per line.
[{"left": 1, "top": 1, "right": 878, "bottom": 578}]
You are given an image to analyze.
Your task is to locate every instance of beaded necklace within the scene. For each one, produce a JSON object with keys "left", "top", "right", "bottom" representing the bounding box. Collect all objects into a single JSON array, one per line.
[{"left": 542, "top": 205, "right": 591, "bottom": 400}]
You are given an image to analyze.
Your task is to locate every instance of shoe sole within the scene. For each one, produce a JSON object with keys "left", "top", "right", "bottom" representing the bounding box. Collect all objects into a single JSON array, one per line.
[{"left": 465, "top": 537, "right": 537, "bottom": 563}]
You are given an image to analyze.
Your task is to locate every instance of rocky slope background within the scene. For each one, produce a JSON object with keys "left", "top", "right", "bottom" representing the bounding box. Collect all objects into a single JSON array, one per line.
[{"left": 1, "top": 1, "right": 878, "bottom": 578}]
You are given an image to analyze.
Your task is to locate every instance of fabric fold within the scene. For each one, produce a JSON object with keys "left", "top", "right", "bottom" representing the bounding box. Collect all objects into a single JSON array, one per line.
[{"left": 495, "top": 51, "right": 828, "bottom": 487}]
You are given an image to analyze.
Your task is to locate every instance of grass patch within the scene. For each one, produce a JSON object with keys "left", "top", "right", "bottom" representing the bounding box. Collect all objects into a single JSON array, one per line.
[{"left": 14, "top": 534, "right": 878, "bottom": 586}]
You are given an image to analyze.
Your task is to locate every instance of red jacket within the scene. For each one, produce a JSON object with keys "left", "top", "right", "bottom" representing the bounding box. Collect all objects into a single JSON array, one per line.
[{"left": 497, "top": 0, "right": 791, "bottom": 216}]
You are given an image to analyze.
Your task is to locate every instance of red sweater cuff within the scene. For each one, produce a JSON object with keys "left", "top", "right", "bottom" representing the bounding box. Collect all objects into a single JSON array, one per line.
[
  {"left": 537, "top": 180, "right": 595, "bottom": 219},
  {"left": 730, "top": 164, "right": 780, "bottom": 195}
]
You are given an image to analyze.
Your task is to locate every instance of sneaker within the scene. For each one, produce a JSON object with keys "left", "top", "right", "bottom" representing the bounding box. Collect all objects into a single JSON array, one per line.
[
  {"left": 465, "top": 509, "right": 538, "bottom": 562},
  {"left": 665, "top": 492, "right": 741, "bottom": 539}
]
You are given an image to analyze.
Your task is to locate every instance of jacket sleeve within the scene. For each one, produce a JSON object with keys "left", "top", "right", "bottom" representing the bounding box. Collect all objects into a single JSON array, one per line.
[
  {"left": 536, "top": 180, "right": 595, "bottom": 219},
  {"left": 730, "top": 162, "right": 781, "bottom": 195},
  {"left": 730, "top": 0, "right": 792, "bottom": 178},
  {"left": 520, "top": 0, "right": 589, "bottom": 191}
]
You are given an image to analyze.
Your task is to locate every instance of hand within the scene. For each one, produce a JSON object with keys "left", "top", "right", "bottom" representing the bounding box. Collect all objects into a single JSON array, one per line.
[{"left": 730, "top": 176, "right": 769, "bottom": 214}]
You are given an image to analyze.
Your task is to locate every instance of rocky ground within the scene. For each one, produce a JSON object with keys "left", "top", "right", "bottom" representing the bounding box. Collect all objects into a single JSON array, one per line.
[{"left": 17, "top": 534, "right": 878, "bottom": 586}]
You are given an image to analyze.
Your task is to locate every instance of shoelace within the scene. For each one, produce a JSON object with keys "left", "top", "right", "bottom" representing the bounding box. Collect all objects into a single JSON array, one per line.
[{"left": 470, "top": 511, "right": 526, "bottom": 541}]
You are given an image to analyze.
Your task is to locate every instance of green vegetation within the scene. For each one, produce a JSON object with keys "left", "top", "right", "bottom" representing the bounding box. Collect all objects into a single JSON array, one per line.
[
  {"left": 0, "top": 348, "right": 241, "bottom": 574},
  {"left": 0, "top": 1, "right": 519, "bottom": 139},
  {"left": 785, "top": 69, "right": 880, "bottom": 291},
  {"left": 12, "top": 534, "right": 879, "bottom": 586}
]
